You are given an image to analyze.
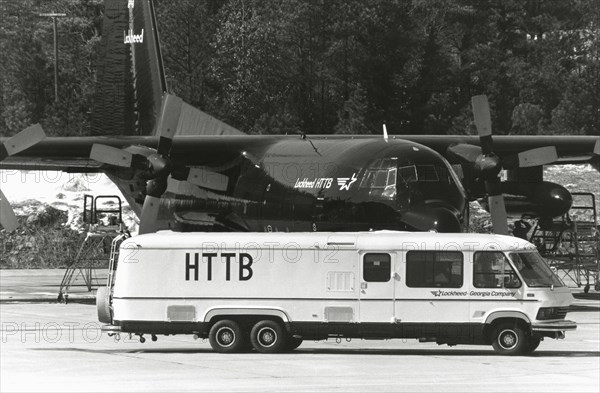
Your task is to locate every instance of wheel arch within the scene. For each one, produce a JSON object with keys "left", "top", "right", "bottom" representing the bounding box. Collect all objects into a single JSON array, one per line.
[
  {"left": 203, "top": 308, "right": 290, "bottom": 331},
  {"left": 484, "top": 311, "right": 531, "bottom": 326},
  {"left": 483, "top": 311, "right": 532, "bottom": 343}
]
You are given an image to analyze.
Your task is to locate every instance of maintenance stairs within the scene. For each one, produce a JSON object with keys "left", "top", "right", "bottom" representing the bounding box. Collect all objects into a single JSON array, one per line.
[
  {"left": 57, "top": 195, "right": 129, "bottom": 303},
  {"left": 529, "top": 192, "right": 600, "bottom": 292}
]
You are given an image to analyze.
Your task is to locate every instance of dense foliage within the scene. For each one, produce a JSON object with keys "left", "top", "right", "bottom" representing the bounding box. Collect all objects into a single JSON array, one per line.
[{"left": 1, "top": 0, "right": 598, "bottom": 137}]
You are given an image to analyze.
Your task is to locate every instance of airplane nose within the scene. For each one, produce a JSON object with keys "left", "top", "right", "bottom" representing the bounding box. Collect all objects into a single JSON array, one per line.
[{"left": 400, "top": 205, "right": 462, "bottom": 233}]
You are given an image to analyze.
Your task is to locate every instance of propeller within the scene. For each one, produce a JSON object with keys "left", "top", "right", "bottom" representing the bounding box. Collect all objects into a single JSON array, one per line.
[
  {"left": 446, "top": 95, "right": 565, "bottom": 234},
  {"left": 0, "top": 124, "right": 46, "bottom": 232},
  {"left": 471, "top": 95, "right": 508, "bottom": 235},
  {"left": 88, "top": 94, "right": 229, "bottom": 234}
]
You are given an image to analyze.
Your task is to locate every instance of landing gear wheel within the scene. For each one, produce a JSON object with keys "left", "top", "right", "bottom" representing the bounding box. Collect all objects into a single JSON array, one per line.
[
  {"left": 492, "top": 323, "right": 528, "bottom": 356},
  {"left": 286, "top": 337, "right": 303, "bottom": 351},
  {"left": 209, "top": 320, "right": 245, "bottom": 353},
  {"left": 250, "top": 320, "right": 287, "bottom": 353},
  {"left": 584, "top": 284, "right": 590, "bottom": 294}
]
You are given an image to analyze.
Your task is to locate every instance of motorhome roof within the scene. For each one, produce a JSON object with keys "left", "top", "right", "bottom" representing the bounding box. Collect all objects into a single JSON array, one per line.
[{"left": 126, "top": 230, "right": 535, "bottom": 252}]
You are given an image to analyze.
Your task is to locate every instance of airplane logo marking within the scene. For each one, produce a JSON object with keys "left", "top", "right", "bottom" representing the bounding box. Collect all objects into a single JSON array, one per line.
[
  {"left": 337, "top": 173, "right": 358, "bottom": 191},
  {"left": 124, "top": 29, "right": 144, "bottom": 44}
]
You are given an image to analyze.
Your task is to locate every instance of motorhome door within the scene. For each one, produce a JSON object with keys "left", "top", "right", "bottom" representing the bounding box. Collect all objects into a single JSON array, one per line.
[{"left": 358, "top": 252, "right": 395, "bottom": 322}]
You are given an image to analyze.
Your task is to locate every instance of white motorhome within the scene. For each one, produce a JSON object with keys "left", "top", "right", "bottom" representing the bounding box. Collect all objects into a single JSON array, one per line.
[{"left": 97, "top": 230, "right": 576, "bottom": 355}]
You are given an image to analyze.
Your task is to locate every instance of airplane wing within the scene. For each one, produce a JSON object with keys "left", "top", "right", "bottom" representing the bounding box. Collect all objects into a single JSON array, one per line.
[
  {"left": 1, "top": 134, "right": 598, "bottom": 171},
  {"left": 399, "top": 135, "right": 599, "bottom": 166}
]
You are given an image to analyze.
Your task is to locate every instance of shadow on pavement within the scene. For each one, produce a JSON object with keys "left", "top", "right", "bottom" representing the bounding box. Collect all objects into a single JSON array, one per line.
[{"left": 31, "top": 347, "right": 600, "bottom": 358}]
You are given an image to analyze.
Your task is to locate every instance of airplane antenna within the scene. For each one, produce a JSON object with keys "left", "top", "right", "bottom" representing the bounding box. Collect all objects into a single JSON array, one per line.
[
  {"left": 300, "top": 131, "right": 322, "bottom": 156},
  {"left": 383, "top": 123, "right": 389, "bottom": 142}
]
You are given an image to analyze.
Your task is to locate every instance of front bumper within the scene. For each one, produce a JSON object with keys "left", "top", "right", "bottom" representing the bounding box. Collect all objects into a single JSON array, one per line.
[
  {"left": 101, "top": 324, "right": 122, "bottom": 334},
  {"left": 531, "top": 319, "right": 577, "bottom": 332}
]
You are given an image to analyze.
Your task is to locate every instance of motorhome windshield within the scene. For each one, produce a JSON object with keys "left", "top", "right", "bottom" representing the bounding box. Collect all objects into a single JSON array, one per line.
[{"left": 508, "top": 252, "right": 564, "bottom": 288}]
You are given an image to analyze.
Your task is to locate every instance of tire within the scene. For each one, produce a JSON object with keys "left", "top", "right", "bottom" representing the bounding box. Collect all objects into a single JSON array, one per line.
[
  {"left": 524, "top": 336, "right": 541, "bottom": 354},
  {"left": 491, "top": 322, "right": 529, "bottom": 356},
  {"left": 286, "top": 336, "right": 303, "bottom": 351},
  {"left": 209, "top": 320, "right": 245, "bottom": 353},
  {"left": 250, "top": 320, "right": 287, "bottom": 353},
  {"left": 96, "top": 286, "right": 112, "bottom": 324}
]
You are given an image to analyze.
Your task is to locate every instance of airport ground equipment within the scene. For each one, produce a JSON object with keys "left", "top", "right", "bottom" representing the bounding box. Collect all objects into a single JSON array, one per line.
[
  {"left": 97, "top": 230, "right": 576, "bottom": 355},
  {"left": 58, "top": 195, "right": 128, "bottom": 303},
  {"left": 530, "top": 192, "right": 599, "bottom": 292}
]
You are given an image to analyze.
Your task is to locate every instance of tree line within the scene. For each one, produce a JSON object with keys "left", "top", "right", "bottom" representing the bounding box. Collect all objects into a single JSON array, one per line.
[{"left": 1, "top": 0, "right": 598, "bottom": 137}]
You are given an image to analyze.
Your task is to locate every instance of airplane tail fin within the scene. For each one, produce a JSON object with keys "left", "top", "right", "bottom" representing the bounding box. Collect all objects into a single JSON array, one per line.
[
  {"left": 91, "top": 0, "right": 166, "bottom": 136},
  {"left": 91, "top": 0, "right": 243, "bottom": 137}
]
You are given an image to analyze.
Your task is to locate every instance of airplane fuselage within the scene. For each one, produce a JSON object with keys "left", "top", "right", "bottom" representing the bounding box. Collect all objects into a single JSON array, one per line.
[{"left": 149, "top": 138, "right": 469, "bottom": 233}]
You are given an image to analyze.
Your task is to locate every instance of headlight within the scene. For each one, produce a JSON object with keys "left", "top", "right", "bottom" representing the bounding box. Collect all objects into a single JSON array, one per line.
[
  {"left": 536, "top": 307, "right": 555, "bottom": 320},
  {"left": 536, "top": 307, "right": 568, "bottom": 320}
]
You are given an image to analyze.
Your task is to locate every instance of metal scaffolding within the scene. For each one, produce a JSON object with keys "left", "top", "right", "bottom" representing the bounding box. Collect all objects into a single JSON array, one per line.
[
  {"left": 530, "top": 192, "right": 599, "bottom": 292},
  {"left": 57, "top": 195, "right": 129, "bottom": 303}
]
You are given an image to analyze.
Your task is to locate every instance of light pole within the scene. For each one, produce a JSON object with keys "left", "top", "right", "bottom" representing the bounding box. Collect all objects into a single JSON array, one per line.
[{"left": 39, "top": 12, "right": 66, "bottom": 103}]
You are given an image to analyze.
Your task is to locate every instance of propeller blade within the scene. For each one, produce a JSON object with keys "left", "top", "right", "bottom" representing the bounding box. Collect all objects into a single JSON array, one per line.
[
  {"left": 186, "top": 168, "right": 228, "bottom": 192},
  {"left": 517, "top": 146, "right": 558, "bottom": 167},
  {"left": 0, "top": 189, "right": 18, "bottom": 232},
  {"left": 483, "top": 171, "right": 508, "bottom": 235},
  {"left": 156, "top": 94, "right": 183, "bottom": 156},
  {"left": 1, "top": 124, "right": 46, "bottom": 160},
  {"left": 90, "top": 144, "right": 133, "bottom": 167},
  {"left": 487, "top": 193, "right": 509, "bottom": 235},
  {"left": 0, "top": 124, "right": 46, "bottom": 231},
  {"left": 471, "top": 95, "right": 493, "bottom": 154},
  {"left": 446, "top": 143, "right": 482, "bottom": 164},
  {"left": 138, "top": 195, "right": 161, "bottom": 235}
]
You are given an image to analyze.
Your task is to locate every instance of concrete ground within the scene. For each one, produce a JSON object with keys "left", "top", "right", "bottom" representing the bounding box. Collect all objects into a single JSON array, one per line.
[{"left": 1, "top": 269, "right": 599, "bottom": 392}]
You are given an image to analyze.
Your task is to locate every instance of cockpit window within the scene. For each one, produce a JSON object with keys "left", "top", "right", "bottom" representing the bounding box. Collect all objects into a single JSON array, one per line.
[
  {"left": 360, "top": 158, "right": 398, "bottom": 190},
  {"left": 397, "top": 164, "right": 455, "bottom": 184},
  {"left": 358, "top": 156, "right": 467, "bottom": 212},
  {"left": 416, "top": 165, "right": 439, "bottom": 182},
  {"left": 398, "top": 166, "right": 417, "bottom": 184}
]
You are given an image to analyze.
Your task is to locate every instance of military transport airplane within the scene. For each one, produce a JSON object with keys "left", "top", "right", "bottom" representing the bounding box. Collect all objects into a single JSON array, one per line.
[{"left": 1, "top": 0, "right": 599, "bottom": 236}]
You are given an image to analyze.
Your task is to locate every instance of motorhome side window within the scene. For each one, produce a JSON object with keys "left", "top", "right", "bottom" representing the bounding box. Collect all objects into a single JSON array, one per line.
[
  {"left": 405, "top": 251, "right": 463, "bottom": 288},
  {"left": 363, "top": 253, "right": 391, "bottom": 282},
  {"left": 473, "top": 251, "right": 521, "bottom": 289}
]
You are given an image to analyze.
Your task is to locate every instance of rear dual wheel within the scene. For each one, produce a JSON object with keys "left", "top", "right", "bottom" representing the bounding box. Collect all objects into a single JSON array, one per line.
[
  {"left": 209, "top": 319, "right": 291, "bottom": 354},
  {"left": 250, "top": 320, "right": 288, "bottom": 353},
  {"left": 209, "top": 320, "right": 245, "bottom": 353}
]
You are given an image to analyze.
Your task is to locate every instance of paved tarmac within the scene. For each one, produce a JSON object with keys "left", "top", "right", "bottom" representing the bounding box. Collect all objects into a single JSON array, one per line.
[{"left": 1, "top": 269, "right": 599, "bottom": 392}]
